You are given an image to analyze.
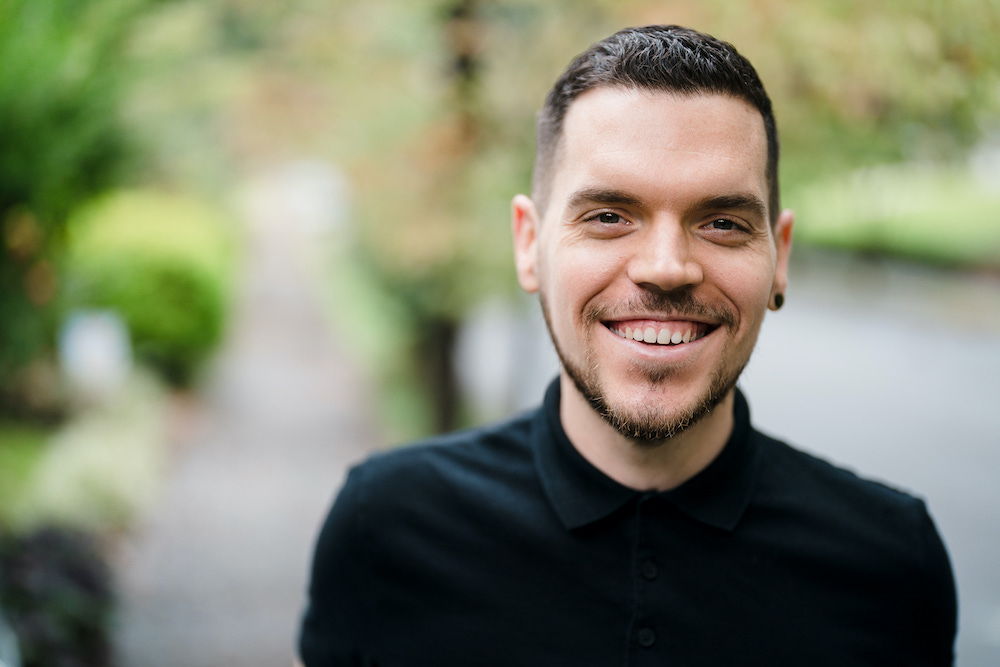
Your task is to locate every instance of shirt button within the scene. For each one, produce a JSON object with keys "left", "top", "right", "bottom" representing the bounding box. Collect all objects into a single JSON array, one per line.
[
  {"left": 640, "top": 560, "right": 658, "bottom": 580},
  {"left": 638, "top": 627, "right": 656, "bottom": 648}
]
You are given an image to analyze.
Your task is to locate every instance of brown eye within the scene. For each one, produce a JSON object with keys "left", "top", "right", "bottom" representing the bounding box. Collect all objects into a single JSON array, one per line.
[
  {"left": 597, "top": 212, "right": 622, "bottom": 224},
  {"left": 711, "top": 219, "right": 735, "bottom": 230}
]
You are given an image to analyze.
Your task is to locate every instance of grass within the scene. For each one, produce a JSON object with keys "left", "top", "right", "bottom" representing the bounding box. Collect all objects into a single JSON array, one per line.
[
  {"left": 788, "top": 162, "right": 1000, "bottom": 268},
  {"left": 0, "top": 423, "right": 50, "bottom": 525}
]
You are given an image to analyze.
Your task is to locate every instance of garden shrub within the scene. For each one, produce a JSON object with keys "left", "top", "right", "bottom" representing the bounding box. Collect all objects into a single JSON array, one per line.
[
  {"left": 64, "top": 190, "right": 237, "bottom": 387},
  {"left": 0, "top": 527, "right": 113, "bottom": 667},
  {"left": 0, "top": 0, "right": 153, "bottom": 415}
]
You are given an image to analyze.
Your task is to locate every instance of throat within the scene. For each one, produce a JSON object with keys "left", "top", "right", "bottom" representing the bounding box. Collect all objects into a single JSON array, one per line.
[{"left": 558, "top": 374, "right": 736, "bottom": 492}]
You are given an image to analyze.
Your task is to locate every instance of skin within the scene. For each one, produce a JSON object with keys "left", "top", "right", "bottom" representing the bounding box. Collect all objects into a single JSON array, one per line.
[{"left": 512, "top": 88, "right": 793, "bottom": 492}]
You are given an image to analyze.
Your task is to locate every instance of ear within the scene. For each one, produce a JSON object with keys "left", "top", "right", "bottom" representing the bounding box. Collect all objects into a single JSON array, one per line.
[
  {"left": 511, "top": 194, "right": 541, "bottom": 294},
  {"left": 770, "top": 208, "right": 794, "bottom": 310}
]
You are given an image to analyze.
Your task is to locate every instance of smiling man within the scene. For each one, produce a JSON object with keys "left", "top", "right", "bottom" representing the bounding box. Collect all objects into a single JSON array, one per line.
[{"left": 299, "top": 26, "right": 957, "bottom": 666}]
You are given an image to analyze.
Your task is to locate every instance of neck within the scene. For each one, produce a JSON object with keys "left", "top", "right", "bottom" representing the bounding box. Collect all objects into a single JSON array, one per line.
[{"left": 559, "top": 374, "right": 735, "bottom": 492}]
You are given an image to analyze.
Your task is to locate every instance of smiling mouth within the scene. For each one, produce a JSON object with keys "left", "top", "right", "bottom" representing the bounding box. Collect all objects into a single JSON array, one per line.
[{"left": 604, "top": 320, "right": 713, "bottom": 346}]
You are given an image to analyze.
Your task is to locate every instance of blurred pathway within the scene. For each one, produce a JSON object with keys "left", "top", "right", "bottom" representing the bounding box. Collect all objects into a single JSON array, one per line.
[{"left": 113, "top": 165, "right": 376, "bottom": 667}]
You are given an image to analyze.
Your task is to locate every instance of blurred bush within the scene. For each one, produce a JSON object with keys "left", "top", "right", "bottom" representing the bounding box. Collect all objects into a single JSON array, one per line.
[
  {"left": 793, "top": 162, "right": 1000, "bottom": 267},
  {"left": 0, "top": 0, "right": 155, "bottom": 417},
  {"left": 0, "top": 527, "right": 113, "bottom": 667},
  {"left": 0, "top": 425, "right": 48, "bottom": 528},
  {"left": 63, "top": 191, "right": 237, "bottom": 388}
]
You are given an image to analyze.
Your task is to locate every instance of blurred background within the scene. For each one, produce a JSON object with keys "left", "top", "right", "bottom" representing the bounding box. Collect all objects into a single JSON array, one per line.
[{"left": 0, "top": 0, "right": 998, "bottom": 665}]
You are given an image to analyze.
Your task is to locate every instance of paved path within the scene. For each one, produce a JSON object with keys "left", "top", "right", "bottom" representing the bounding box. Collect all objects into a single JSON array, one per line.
[{"left": 113, "top": 172, "right": 377, "bottom": 667}]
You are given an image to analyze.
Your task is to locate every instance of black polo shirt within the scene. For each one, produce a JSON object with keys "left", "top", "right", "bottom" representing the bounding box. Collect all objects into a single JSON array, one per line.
[{"left": 299, "top": 381, "right": 956, "bottom": 666}]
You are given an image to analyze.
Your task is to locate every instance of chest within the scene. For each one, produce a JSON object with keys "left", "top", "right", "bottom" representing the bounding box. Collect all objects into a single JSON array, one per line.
[{"left": 366, "top": 499, "right": 918, "bottom": 667}]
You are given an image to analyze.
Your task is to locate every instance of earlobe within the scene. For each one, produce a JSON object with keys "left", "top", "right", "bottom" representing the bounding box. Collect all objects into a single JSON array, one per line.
[
  {"left": 769, "top": 208, "right": 794, "bottom": 311},
  {"left": 511, "top": 194, "right": 541, "bottom": 294}
]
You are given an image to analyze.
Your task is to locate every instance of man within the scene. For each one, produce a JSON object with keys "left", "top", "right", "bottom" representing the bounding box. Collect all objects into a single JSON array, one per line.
[{"left": 299, "top": 25, "right": 957, "bottom": 666}]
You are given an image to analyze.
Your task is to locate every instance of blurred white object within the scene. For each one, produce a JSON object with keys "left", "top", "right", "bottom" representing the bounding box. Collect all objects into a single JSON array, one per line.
[
  {"left": 0, "top": 603, "right": 20, "bottom": 667},
  {"left": 970, "top": 135, "right": 1000, "bottom": 193},
  {"left": 455, "top": 296, "right": 559, "bottom": 421},
  {"left": 59, "top": 310, "right": 132, "bottom": 402},
  {"left": 239, "top": 159, "right": 350, "bottom": 236}
]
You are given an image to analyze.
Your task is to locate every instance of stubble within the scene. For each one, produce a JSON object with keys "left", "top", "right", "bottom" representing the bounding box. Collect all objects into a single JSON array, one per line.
[{"left": 540, "top": 288, "right": 748, "bottom": 443}]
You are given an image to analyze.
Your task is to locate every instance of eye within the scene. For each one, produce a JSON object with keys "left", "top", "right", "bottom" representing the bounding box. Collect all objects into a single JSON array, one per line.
[
  {"left": 595, "top": 212, "right": 624, "bottom": 225},
  {"left": 700, "top": 216, "right": 754, "bottom": 246},
  {"left": 710, "top": 218, "right": 736, "bottom": 230},
  {"left": 580, "top": 210, "right": 633, "bottom": 238}
]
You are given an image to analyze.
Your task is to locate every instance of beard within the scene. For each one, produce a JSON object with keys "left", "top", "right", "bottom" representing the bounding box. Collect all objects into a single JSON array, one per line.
[{"left": 540, "top": 288, "right": 749, "bottom": 444}]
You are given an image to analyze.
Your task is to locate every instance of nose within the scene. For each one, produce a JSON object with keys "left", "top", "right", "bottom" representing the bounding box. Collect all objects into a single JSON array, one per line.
[{"left": 626, "top": 221, "right": 703, "bottom": 292}]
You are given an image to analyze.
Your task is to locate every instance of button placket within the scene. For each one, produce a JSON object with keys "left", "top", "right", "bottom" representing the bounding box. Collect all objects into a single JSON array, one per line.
[
  {"left": 636, "top": 558, "right": 658, "bottom": 650},
  {"left": 631, "top": 494, "right": 661, "bottom": 653}
]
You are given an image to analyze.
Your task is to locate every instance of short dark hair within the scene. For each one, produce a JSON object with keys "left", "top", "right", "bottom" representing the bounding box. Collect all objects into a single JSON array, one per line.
[{"left": 533, "top": 25, "right": 780, "bottom": 223}]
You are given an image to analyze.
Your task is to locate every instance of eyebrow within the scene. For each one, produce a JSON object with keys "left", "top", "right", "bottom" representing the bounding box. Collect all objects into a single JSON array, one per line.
[
  {"left": 696, "top": 193, "right": 768, "bottom": 221},
  {"left": 565, "top": 188, "right": 645, "bottom": 211},
  {"left": 565, "top": 188, "right": 768, "bottom": 221}
]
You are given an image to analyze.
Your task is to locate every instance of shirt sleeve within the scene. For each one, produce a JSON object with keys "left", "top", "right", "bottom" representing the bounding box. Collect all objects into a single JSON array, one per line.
[
  {"left": 298, "top": 465, "right": 374, "bottom": 666},
  {"left": 913, "top": 500, "right": 958, "bottom": 666}
]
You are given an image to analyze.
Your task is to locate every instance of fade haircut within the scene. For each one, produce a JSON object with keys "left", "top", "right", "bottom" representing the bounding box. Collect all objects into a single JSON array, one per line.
[{"left": 533, "top": 25, "right": 780, "bottom": 223}]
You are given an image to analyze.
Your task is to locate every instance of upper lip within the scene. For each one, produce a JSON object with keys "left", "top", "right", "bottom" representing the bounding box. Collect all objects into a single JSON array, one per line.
[{"left": 602, "top": 314, "right": 718, "bottom": 326}]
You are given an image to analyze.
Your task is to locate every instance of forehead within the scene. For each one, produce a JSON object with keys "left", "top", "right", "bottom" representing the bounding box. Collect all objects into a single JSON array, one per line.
[{"left": 549, "top": 88, "right": 769, "bottom": 216}]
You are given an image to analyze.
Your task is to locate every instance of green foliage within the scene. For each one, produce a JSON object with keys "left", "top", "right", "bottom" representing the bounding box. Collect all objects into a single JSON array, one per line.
[
  {"left": 0, "top": 527, "right": 114, "bottom": 667},
  {"left": 0, "top": 0, "right": 155, "bottom": 406},
  {"left": 16, "top": 371, "right": 169, "bottom": 531},
  {"left": 791, "top": 163, "right": 1000, "bottom": 267},
  {"left": 0, "top": 425, "right": 49, "bottom": 526},
  {"left": 0, "top": 370, "right": 168, "bottom": 534},
  {"left": 64, "top": 191, "right": 237, "bottom": 387},
  {"left": 746, "top": 0, "right": 1000, "bottom": 189}
]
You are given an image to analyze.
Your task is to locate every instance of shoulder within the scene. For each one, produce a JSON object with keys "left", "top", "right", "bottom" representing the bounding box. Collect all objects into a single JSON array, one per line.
[
  {"left": 311, "top": 408, "right": 539, "bottom": 561},
  {"left": 754, "top": 428, "right": 925, "bottom": 521},
  {"left": 343, "top": 408, "right": 539, "bottom": 513},
  {"left": 360, "top": 408, "right": 535, "bottom": 476},
  {"left": 751, "top": 428, "right": 954, "bottom": 591},
  {"left": 751, "top": 429, "right": 957, "bottom": 662}
]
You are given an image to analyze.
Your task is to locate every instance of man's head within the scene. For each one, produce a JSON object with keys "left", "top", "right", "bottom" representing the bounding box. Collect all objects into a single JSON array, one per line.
[
  {"left": 532, "top": 25, "right": 780, "bottom": 224},
  {"left": 512, "top": 25, "right": 793, "bottom": 444}
]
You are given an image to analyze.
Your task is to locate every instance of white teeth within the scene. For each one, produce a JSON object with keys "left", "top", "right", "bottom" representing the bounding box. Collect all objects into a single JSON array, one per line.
[{"left": 614, "top": 323, "right": 702, "bottom": 345}]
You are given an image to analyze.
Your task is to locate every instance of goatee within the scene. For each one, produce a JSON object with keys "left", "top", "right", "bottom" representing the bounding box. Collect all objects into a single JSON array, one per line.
[{"left": 540, "top": 288, "right": 745, "bottom": 444}]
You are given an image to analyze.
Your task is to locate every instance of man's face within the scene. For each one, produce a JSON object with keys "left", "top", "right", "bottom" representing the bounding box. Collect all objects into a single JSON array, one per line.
[{"left": 513, "top": 87, "right": 793, "bottom": 441}]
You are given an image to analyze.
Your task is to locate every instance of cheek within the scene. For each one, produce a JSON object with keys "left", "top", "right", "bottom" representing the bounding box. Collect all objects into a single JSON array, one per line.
[
  {"left": 553, "top": 246, "right": 623, "bottom": 315},
  {"left": 705, "top": 253, "right": 775, "bottom": 320}
]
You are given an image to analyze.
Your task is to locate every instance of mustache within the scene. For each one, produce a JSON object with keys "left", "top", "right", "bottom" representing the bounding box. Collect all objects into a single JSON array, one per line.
[{"left": 584, "top": 289, "right": 738, "bottom": 330}]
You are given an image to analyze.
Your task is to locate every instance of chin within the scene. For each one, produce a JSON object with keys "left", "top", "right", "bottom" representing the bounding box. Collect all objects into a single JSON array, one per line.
[{"left": 569, "top": 366, "right": 735, "bottom": 443}]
